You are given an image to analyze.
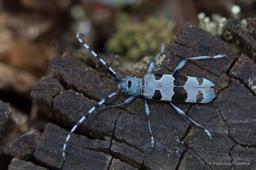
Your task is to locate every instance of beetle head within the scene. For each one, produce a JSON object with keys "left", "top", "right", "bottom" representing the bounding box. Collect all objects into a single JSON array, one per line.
[{"left": 118, "top": 76, "right": 142, "bottom": 96}]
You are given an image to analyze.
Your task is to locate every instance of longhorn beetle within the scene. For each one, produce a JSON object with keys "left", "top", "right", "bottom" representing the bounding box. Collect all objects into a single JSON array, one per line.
[{"left": 62, "top": 32, "right": 226, "bottom": 160}]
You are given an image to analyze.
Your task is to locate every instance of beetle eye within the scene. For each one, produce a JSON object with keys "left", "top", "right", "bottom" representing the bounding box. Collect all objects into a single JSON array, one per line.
[{"left": 128, "top": 81, "right": 132, "bottom": 88}]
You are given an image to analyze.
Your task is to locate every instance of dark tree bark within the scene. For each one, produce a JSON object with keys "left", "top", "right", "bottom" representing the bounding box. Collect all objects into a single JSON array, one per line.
[
  {"left": 8, "top": 158, "right": 48, "bottom": 170},
  {"left": 25, "top": 20, "right": 256, "bottom": 170}
]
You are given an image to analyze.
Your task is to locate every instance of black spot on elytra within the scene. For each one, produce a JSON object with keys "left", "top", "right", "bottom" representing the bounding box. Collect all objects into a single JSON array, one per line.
[
  {"left": 197, "top": 77, "right": 204, "bottom": 86},
  {"left": 174, "top": 76, "right": 188, "bottom": 86},
  {"left": 172, "top": 87, "right": 187, "bottom": 102},
  {"left": 128, "top": 81, "right": 132, "bottom": 88},
  {"left": 154, "top": 74, "right": 162, "bottom": 80},
  {"left": 152, "top": 90, "right": 162, "bottom": 99},
  {"left": 196, "top": 90, "right": 204, "bottom": 102}
]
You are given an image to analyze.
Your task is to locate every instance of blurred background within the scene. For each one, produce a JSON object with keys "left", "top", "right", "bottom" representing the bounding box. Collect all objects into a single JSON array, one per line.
[{"left": 0, "top": 0, "right": 256, "bottom": 169}]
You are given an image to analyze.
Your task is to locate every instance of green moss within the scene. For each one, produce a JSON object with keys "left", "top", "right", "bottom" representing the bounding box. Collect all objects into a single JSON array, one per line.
[{"left": 106, "top": 13, "right": 174, "bottom": 62}]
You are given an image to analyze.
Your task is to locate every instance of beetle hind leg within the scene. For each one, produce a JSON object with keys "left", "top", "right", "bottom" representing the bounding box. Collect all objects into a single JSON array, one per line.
[
  {"left": 144, "top": 99, "right": 155, "bottom": 147},
  {"left": 169, "top": 102, "right": 212, "bottom": 140}
]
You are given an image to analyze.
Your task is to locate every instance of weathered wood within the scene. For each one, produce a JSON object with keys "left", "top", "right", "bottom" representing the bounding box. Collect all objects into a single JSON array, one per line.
[
  {"left": 29, "top": 22, "right": 256, "bottom": 170},
  {"left": 230, "top": 54, "right": 256, "bottom": 94},
  {"left": 34, "top": 123, "right": 111, "bottom": 170},
  {"left": 164, "top": 24, "right": 237, "bottom": 76},
  {"left": 8, "top": 158, "right": 48, "bottom": 170},
  {"left": 7, "top": 129, "right": 40, "bottom": 159},
  {"left": 223, "top": 18, "right": 256, "bottom": 60},
  {"left": 110, "top": 158, "right": 137, "bottom": 170}
]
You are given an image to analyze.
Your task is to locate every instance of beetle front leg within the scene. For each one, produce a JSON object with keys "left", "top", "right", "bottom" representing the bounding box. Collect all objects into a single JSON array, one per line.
[
  {"left": 169, "top": 102, "right": 212, "bottom": 140},
  {"left": 144, "top": 99, "right": 155, "bottom": 148},
  {"left": 147, "top": 44, "right": 165, "bottom": 74},
  {"left": 111, "top": 96, "right": 136, "bottom": 107}
]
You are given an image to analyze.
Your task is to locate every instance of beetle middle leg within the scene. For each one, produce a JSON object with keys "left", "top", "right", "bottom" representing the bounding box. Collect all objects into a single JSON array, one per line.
[
  {"left": 144, "top": 99, "right": 155, "bottom": 148},
  {"left": 169, "top": 102, "right": 212, "bottom": 140},
  {"left": 172, "top": 54, "right": 226, "bottom": 75}
]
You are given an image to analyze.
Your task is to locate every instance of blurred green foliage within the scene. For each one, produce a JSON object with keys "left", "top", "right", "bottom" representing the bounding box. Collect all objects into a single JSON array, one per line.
[{"left": 106, "top": 13, "right": 174, "bottom": 61}]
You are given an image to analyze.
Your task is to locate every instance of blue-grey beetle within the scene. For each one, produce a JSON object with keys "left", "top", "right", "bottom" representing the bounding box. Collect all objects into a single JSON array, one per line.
[{"left": 62, "top": 32, "right": 225, "bottom": 160}]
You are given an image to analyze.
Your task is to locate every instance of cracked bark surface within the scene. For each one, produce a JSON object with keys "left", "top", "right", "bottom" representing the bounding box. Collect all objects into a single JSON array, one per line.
[
  {"left": 27, "top": 21, "right": 256, "bottom": 170},
  {"left": 8, "top": 158, "right": 48, "bottom": 170}
]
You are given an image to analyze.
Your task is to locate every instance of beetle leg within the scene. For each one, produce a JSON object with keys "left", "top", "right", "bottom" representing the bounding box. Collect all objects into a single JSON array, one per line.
[
  {"left": 144, "top": 99, "right": 155, "bottom": 148},
  {"left": 169, "top": 102, "right": 212, "bottom": 140},
  {"left": 110, "top": 96, "right": 136, "bottom": 107},
  {"left": 172, "top": 54, "right": 226, "bottom": 75},
  {"left": 147, "top": 43, "right": 165, "bottom": 74}
]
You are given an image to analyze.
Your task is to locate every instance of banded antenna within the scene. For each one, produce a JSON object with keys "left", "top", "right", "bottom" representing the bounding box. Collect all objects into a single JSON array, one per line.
[
  {"left": 76, "top": 32, "right": 120, "bottom": 80},
  {"left": 62, "top": 91, "right": 119, "bottom": 161}
]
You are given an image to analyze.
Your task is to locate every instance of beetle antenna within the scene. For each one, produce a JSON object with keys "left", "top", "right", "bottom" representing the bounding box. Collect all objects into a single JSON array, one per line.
[
  {"left": 62, "top": 90, "right": 119, "bottom": 161},
  {"left": 76, "top": 32, "right": 120, "bottom": 81}
]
